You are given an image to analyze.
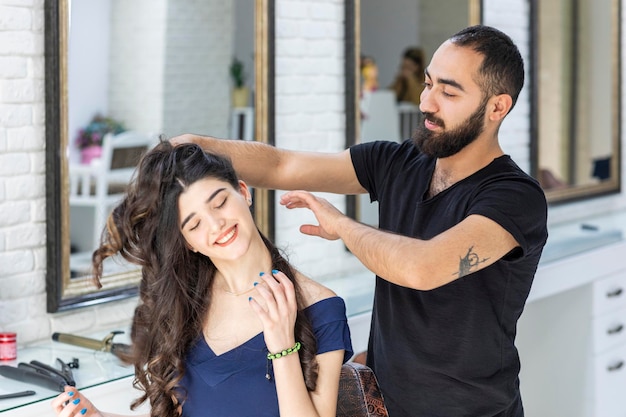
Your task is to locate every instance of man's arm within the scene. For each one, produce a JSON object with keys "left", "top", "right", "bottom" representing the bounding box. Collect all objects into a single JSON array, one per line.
[
  {"left": 281, "top": 191, "right": 519, "bottom": 290},
  {"left": 171, "top": 134, "right": 365, "bottom": 194}
]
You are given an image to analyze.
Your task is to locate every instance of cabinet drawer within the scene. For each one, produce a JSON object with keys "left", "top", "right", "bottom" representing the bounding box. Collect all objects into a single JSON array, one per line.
[
  {"left": 594, "top": 344, "right": 626, "bottom": 417},
  {"left": 593, "top": 272, "right": 626, "bottom": 316},
  {"left": 593, "top": 307, "right": 626, "bottom": 354}
]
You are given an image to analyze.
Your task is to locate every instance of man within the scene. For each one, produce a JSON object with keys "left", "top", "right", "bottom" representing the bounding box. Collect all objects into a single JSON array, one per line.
[{"left": 173, "top": 25, "right": 548, "bottom": 417}]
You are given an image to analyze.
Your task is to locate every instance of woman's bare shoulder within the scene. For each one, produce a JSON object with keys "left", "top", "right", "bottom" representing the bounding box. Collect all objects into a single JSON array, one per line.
[{"left": 295, "top": 271, "right": 337, "bottom": 307}]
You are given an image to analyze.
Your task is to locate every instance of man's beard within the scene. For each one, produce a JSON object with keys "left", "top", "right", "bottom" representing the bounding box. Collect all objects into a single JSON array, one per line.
[{"left": 412, "top": 100, "right": 487, "bottom": 158}]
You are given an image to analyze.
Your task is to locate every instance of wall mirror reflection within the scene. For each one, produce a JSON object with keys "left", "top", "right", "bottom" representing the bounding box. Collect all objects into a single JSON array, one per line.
[
  {"left": 346, "top": 0, "right": 481, "bottom": 226},
  {"left": 45, "top": 0, "right": 274, "bottom": 312},
  {"left": 532, "top": 0, "right": 621, "bottom": 204}
]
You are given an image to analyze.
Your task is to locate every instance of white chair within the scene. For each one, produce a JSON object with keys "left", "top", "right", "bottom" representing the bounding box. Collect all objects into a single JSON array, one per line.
[
  {"left": 69, "top": 131, "right": 158, "bottom": 251},
  {"left": 397, "top": 101, "right": 422, "bottom": 140}
]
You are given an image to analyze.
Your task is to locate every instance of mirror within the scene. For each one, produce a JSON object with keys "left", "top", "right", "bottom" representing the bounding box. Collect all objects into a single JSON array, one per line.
[
  {"left": 45, "top": 0, "right": 275, "bottom": 312},
  {"left": 531, "top": 0, "right": 621, "bottom": 204},
  {"left": 345, "top": 0, "right": 482, "bottom": 223}
]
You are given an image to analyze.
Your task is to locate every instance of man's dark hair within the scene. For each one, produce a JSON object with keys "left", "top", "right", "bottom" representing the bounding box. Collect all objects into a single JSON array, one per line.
[{"left": 449, "top": 25, "right": 524, "bottom": 109}]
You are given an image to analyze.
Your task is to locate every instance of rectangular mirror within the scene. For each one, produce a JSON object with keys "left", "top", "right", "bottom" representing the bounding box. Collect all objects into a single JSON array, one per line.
[
  {"left": 531, "top": 0, "right": 621, "bottom": 203},
  {"left": 45, "top": 0, "right": 275, "bottom": 312},
  {"left": 345, "top": 0, "right": 482, "bottom": 224}
]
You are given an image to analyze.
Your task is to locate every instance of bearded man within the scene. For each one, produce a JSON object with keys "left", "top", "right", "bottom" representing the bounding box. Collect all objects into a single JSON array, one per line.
[{"left": 172, "top": 25, "right": 548, "bottom": 417}]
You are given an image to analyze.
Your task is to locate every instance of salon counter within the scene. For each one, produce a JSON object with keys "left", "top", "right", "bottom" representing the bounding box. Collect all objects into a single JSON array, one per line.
[{"left": 0, "top": 330, "right": 144, "bottom": 415}]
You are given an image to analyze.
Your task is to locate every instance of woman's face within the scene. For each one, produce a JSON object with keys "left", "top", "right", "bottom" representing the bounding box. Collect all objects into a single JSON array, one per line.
[
  {"left": 401, "top": 57, "right": 420, "bottom": 77},
  {"left": 178, "top": 177, "right": 255, "bottom": 262}
]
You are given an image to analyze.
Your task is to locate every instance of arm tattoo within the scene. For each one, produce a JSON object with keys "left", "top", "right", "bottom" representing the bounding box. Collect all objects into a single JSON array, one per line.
[{"left": 454, "top": 246, "right": 489, "bottom": 278}]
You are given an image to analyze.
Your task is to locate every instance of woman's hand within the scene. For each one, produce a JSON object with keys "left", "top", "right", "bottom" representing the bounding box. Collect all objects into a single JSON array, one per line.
[
  {"left": 51, "top": 386, "right": 103, "bottom": 417},
  {"left": 249, "top": 270, "right": 297, "bottom": 354}
]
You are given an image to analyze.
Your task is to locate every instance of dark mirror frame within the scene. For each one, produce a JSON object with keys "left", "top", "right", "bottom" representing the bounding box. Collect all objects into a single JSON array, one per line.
[
  {"left": 529, "top": 0, "right": 622, "bottom": 204},
  {"left": 45, "top": 0, "right": 275, "bottom": 312}
]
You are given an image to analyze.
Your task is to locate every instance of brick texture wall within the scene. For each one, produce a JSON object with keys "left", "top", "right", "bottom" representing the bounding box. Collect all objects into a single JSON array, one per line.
[{"left": 1, "top": 0, "right": 625, "bottom": 346}]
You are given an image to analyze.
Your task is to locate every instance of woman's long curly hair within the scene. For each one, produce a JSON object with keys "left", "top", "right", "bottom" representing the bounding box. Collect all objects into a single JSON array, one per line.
[{"left": 91, "top": 141, "right": 318, "bottom": 417}]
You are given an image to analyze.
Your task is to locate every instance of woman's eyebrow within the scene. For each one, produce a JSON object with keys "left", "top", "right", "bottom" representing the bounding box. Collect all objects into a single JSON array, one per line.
[{"left": 180, "top": 187, "right": 227, "bottom": 229}]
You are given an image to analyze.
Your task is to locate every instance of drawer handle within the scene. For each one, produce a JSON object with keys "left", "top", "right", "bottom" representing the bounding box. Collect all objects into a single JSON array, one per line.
[
  {"left": 607, "top": 361, "right": 624, "bottom": 372},
  {"left": 606, "top": 288, "right": 624, "bottom": 298},
  {"left": 607, "top": 324, "right": 624, "bottom": 335}
]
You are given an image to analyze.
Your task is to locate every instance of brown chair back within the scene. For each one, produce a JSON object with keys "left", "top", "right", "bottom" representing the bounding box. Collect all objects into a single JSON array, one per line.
[{"left": 336, "top": 362, "right": 389, "bottom": 417}]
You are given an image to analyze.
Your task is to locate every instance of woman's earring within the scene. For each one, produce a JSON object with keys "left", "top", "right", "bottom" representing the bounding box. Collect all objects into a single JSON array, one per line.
[{"left": 247, "top": 198, "right": 252, "bottom": 205}]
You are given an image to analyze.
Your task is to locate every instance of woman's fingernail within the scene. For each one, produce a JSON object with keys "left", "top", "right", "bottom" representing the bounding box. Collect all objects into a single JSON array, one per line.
[
  {"left": 271, "top": 269, "right": 278, "bottom": 274},
  {"left": 259, "top": 272, "right": 265, "bottom": 276},
  {"left": 253, "top": 282, "right": 258, "bottom": 286},
  {"left": 68, "top": 391, "right": 75, "bottom": 397},
  {"left": 80, "top": 408, "right": 87, "bottom": 415},
  {"left": 72, "top": 398, "right": 80, "bottom": 405}
]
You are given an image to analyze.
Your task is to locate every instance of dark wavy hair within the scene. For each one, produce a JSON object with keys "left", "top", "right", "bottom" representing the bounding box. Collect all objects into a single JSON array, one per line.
[
  {"left": 91, "top": 141, "right": 318, "bottom": 417},
  {"left": 449, "top": 25, "right": 525, "bottom": 110}
]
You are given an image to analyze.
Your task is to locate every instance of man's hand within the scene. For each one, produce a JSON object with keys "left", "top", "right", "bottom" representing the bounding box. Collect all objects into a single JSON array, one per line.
[
  {"left": 280, "top": 190, "right": 346, "bottom": 241},
  {"left": 169, "top": 133, "right": 200, "bottom": 147}
]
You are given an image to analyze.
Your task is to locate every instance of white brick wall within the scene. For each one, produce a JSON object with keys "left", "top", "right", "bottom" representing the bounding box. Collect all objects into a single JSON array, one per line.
[
  {"left": 0, "top": 0, "right": 137, "bottom": 347},
  {"left": 0, "top": 0, "right": 50, "bottom": 345},
  {"left": 1, "top": 0, "right": 626, "bottom": 347},
  {"left": 273, "top": 0, "right": 351, "bottom": 278}
]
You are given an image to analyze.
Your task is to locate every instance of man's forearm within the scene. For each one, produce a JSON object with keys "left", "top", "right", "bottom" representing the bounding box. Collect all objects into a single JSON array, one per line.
[
  {"left": 173, "top": 134, "right": 363, "bottom": 194},
  {"left": 336, "top": 216, "right": 431, "bottom": 290}
]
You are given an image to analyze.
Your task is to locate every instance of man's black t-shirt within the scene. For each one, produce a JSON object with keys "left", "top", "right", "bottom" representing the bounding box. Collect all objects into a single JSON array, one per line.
[{"left": 350, "top": 140, "right": 548, "bottom": 417}]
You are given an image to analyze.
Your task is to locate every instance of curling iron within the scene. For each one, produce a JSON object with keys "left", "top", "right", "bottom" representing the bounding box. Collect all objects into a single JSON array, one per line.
[{"left": 51, "top": 330, "right": 132, "bottom": 360}]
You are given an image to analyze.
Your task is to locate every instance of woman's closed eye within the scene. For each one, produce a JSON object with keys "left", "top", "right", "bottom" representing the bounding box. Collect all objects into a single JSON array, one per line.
[{"left": 215, "top": 196, "right": 227, "bottom": 209}]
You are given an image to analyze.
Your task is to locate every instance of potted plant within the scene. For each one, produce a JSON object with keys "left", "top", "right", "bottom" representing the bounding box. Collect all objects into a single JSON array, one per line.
[
  {"left": 230, "top": 57, "right": 249, "bottom": 107},
  {"left": 75, "top": 115, "right": 126, "bottom": 164}
]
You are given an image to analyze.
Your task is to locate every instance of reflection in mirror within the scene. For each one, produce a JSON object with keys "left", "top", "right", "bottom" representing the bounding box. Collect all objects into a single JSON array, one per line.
[
  {"left": 532, "top": 0, "right": 620, "bottom": 203},
  {"left": 345, "top": 0, "right": 481, "bottom": 226},
  {"left": 45, "top": 0, "right": 274, "bottom": 312}
]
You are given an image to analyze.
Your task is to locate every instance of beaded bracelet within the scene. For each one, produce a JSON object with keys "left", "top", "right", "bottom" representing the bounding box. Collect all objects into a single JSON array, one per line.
[{"left": 267, "top": 342, "right": 301, "bottom": 360}]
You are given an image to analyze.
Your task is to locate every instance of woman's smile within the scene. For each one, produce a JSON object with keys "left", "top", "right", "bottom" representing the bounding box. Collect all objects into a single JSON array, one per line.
[{"left": 215, "top": 225, "right": 238, "bottom": 246}]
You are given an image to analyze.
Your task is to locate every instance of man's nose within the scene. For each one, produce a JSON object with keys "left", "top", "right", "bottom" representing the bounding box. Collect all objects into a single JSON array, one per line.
[{"left": 419, "top": 88, "right": 436, "bottom": 114}]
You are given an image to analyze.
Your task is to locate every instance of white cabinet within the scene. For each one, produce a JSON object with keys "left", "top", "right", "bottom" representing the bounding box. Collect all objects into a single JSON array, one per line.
[
  {"left": 594, "top": 343, "right": 626, "bottom": 417},
  {"left": 592, "top": 272, "right": 626, "bottom": 316},
  {"left": 518, "top": 264, "right": 626, "bottom": 417},
  {"left": 591, "top": 272, "right": 626, "bottom": 417},
  {"left": 517, "top": 284, "right": 593, "bottom": 417}
]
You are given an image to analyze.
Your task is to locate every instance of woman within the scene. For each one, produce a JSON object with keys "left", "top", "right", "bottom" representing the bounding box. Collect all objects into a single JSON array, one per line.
[
  {"left": 51, "top": 142, "right": 352, "bottom": 417},
  {"left": 389, "top": 47, "right": 425, "bottom": 105}
]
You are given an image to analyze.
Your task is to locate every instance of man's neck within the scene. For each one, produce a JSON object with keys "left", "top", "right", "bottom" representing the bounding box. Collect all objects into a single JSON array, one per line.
[{"left": 428, "top": 136, "right": 503, "bottom": 198}]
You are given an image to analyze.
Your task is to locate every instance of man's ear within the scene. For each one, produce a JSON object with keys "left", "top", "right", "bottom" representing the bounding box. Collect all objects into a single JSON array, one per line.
[{"left": 488, "top": 94, "right": 513, "bottom": 122}]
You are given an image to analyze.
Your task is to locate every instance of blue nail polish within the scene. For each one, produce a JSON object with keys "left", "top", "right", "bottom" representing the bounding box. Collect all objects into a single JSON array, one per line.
[
  {"left": 259, "top": 272, "right": 265, "bottom": 276},
  {"left": 68, "top": 391, "right": 75, "bottom": 397},
  {"left": 80, "top": 408, "right": 87, "bottom": 415},
  {"left": 253, "top": 282, "right": 258, "bottom": 286},
  {"left": 73, "top": 398, "right": 80, "bottom": 405},
  {"left": 248, "top": 296, "right": 253, "bottom": 301},
  {"left": 271, "top": 269, "right": 278, "bottom": 274}
]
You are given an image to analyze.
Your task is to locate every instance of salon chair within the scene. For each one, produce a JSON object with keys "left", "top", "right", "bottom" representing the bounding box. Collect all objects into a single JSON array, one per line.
[{"left": 336, "top": 362, "right": 389, "bottom": 417}]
